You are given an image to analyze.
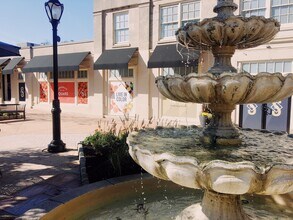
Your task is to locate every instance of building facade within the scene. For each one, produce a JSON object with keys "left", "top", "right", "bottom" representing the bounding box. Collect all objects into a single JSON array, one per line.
[{"left": 0, "top": 0, "right": 292, "bottom": 133}]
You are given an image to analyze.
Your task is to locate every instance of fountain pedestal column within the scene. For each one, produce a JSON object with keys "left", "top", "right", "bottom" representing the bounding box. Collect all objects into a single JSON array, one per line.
[
  {"left": 209, "top": 46, "right": 237, "bottom": 75},
  {"left": 201, "top": 103, "right": 241, "bottom": 146},
  {"left": 177, "top": 190, "right": 250, "bottom": 220}
]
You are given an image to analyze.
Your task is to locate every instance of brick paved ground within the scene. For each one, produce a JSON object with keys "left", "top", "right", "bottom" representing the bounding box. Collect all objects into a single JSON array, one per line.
[{"left": 0, "top": 108, "right": 100, "bottom": 219}]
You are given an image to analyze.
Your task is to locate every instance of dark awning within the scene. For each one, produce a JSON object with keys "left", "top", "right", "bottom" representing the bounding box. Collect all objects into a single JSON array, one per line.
[
  {"left": 2, "top": 57, "right": 25, "bottom": 75},
  {"left": 0, "top": 41, "right": 20, "bottom": 57},
  {"left": 94, "top": 48, "right": 138, "bottom": 70},
  {"left": 147, "top": 44, "right": 199, "bottom": 68},
  {"left": 0, "top": 58, "right": 10, "bottom": 68},
  {"left": 22, "top": 52, "right": 91, "bottom": 73}
]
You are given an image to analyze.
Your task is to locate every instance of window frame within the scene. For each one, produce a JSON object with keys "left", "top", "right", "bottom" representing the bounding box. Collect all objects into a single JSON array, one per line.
[
  {"left": 271, "top": 0, "right": 293, "bottom": 24},
  {"left": 241, "top": 0, "right": 267, "bottom": 17},
  {"left": 240, "top": 60, "right": 293, "bottom": 75},
  {"left": 113, "top": 11, "right": 129, "bottom": 44},
  {"left": 159, "top": 1, "right": 201, "bottom": 40}
]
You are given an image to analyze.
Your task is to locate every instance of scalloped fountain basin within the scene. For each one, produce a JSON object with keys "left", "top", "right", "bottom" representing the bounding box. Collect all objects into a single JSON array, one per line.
[
  {"left": 156, "top": 72, "right": 293, "bottom": 104},
  {"left": 42, "top": 176, "right": 293, "bottom": 219},
  {"left": 128, "top": 127, "right": 293, "bottom": 195}
]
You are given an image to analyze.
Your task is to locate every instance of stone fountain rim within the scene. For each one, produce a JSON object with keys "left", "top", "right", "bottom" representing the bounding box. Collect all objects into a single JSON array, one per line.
[
  {"left": 128, "top": 131, "right": 293, "bottom": 172},
  {"left": 178, "top": 15, "right": 280, "bottom": 31},
  {"left": 128, "top": 128, "right": 293, "bottom": 194},
  {"left": 156, "top": 71, "right": 292, "bottom": 81}
]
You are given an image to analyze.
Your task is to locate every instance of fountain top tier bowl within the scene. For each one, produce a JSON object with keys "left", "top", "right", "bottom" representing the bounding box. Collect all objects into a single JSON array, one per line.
[{"left": 176, "top": 0, "right": 280, "bottom": 50}]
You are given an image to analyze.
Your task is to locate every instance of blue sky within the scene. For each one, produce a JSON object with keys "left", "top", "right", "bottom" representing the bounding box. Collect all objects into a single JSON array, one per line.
[{"left": 0, "top": 0, "right": 93, "bottom": 46}]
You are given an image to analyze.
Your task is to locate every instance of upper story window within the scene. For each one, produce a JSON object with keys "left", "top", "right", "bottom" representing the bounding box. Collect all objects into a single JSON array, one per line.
[
  {"left": 114, "top": 12, "right": 129, "bottom": 44},
  {"left": 181, "top": 1, "right": 200, "bottom": 26},
  {"left": 272, "top": 0, "right": 293, "bottom": 24},
  {"left": 160, "top": 1, "right": 200, "bottom": 39},
  {"left": 242, "top": 0, "right": 266, "bottom": 17}
]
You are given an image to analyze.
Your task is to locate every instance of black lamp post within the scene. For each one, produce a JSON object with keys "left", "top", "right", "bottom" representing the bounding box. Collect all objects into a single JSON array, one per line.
[{"left": 45, "top": 0, "right": 66, "bottom": 153}]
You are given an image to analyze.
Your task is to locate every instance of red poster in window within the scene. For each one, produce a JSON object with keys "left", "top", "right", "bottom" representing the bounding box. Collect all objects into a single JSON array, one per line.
[
  {"left": 50, "top": 82, "right": 75, "bottom": 103},
  {"left": 40, "top": 82, "right": 48, "bottom": 102},
  {"left": 78, "top": 82, "right": 88, "bottom": 104}
]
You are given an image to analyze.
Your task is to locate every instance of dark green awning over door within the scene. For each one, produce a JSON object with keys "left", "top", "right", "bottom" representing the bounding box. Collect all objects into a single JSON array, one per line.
[
  {"left": 2, "top": 57, "right": 25, "bottom": 75},
  {"left": 147, "top": 44, "right": 199, "bottom": 68},
  {"left": 94, "top": 48, "right": 138, "bottom": 70},
  {"left": 22, "top": 52, "right": 91, "bottom": 73}
]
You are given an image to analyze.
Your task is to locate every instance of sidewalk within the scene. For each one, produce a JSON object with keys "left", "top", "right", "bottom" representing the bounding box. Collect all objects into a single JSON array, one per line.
[{"left": 0, "top": 109, "right": 100, "bottom": 219}]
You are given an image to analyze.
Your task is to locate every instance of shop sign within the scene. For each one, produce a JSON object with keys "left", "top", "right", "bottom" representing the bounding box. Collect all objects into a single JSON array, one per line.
[
  {"left": 78, "top": 82, "right": 88, "bottom": 104},
  {"left": 40, "top": 82, "right": 48, "bottom": 102},
  {"left": 50, "top": 82, "right": 75, "bottom": 103},
  {"left": 110, "top": 81, "right": 134, "bottom": 115},
  {"left": 19, "top": 82, "right": 26, "bottom": 101}
]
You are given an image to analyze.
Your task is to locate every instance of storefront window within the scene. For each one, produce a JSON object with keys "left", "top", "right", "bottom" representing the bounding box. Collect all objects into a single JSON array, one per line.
[
  {"left": 241, "top": 61, "right": 293, "bottom": 74},
  {"left": 49, "top": 70, "right": 74, "bottom": 79},
  {"left": 78, "top": 82, "right": 88, "bottom": 104},
  {"left": 78, "top": 70, "right": 88, "bottom": 78},
  {"left": 109, "top": 68, "right": 135, "bottom": 116},
  {"left": 162, "top": 66, "right": 197, "bottom": 76},
  {"left": 110, "top": 69, "right": 133, "bottom": 78}
]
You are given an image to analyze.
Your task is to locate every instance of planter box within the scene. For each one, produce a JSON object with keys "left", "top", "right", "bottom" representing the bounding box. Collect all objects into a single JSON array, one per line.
[{"left": 79, "top": 143, "right": 142, "bottom": 184}]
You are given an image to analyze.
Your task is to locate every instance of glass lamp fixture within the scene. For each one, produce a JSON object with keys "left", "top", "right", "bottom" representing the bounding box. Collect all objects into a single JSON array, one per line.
[{"left": 45, "top": 0, "right": 64, "bottom": 24}]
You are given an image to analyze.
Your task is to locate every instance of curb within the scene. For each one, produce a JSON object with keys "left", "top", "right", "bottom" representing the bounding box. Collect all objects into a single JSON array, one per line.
[{"left": 77, "top": 143, "right": 89, "bottom": 185}]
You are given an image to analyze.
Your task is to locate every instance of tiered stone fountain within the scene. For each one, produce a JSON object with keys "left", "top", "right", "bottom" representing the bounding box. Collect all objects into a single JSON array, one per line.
[{"left": 128, "top": 0, "right": 293, "bottom": 219}]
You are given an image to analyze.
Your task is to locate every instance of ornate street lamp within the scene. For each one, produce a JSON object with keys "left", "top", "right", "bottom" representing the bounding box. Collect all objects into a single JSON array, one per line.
[{"left": 45, "top": 0, "right": 66, "bottom": 153}]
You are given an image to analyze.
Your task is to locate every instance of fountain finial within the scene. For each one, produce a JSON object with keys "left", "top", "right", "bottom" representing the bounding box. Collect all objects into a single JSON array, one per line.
[{"left": 213, "top": 0, "right": 238, "bottom": 19}]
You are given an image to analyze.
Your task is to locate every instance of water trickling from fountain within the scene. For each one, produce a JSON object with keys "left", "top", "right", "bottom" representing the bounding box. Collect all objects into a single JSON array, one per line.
[{"left": 128, "top": 0, "right": 293, "bottom": 219}]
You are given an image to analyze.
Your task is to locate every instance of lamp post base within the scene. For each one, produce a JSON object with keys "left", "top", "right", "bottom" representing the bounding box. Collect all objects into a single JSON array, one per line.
[{"left": 48, "top": 139, "right": 66, "bottom": 153}]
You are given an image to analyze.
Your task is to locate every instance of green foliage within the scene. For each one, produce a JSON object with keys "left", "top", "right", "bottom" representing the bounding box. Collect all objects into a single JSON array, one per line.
[{"left": 82, "top": 130, "right": 130, "bottom": 176}]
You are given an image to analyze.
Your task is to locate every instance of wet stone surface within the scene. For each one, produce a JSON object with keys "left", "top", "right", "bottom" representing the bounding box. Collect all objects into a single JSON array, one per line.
[{"left": 128, "top": 127, "right": 293, "bottom": 168}]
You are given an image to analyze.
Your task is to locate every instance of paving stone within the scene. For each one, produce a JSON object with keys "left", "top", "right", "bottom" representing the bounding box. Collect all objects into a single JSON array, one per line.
[
  {"left": 14, "top": 183, "right": 57, "bottom": 198},
  {"left": 4, "top": 194, "right": 51, "bottom": 216}
]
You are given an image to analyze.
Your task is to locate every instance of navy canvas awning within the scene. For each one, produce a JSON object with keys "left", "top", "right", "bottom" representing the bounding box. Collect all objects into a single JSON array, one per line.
[
  {"left": 0, "top": 41, "right": 20, "bottom": 57},
  {"left": 147, "top": 44, "right": 199, "bottom": 68},
  {"left": 94, "top": 48, "right": 138, "bottom": 70},
  {"left": 2, "top": 57, "right": 25, "bottom": 75},
  {"left": 22, "top": 52, "right": 91, "bottom": 73}
]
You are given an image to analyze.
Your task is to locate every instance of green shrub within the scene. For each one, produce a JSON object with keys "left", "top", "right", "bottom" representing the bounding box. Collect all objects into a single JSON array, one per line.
[{"left": 82, "top": 130, "right": 130, "bottom": 176}]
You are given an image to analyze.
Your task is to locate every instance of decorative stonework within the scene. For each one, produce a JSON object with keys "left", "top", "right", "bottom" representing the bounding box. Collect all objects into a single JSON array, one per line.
[
  {"left": 176, "top": 13, "right": 280, "bottom": 50},
  {"left": 129, "top": 0, "right": 293, "bottom": 219},
  {"left": 156, "top": 72, "right": 293, "bottom": 105}
]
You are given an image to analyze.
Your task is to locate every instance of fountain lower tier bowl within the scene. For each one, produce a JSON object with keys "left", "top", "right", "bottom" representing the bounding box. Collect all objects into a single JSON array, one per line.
[
  {"left": 176, "top": 16, "right": 280, "bottom": 50},
  {"left": 42, "top": 175, "right": 293, "bottom": 220},
  {"left": 156, "top": 72, "right": 293, "bottom": 104},
  {"left": 128, "top": 127, "right": 293, "bottom": 195}
]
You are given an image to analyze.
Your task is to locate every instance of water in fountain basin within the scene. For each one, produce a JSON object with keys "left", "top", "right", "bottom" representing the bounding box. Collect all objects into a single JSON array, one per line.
[
  {"left": 129, "top": 127, "right": 292, "bottom": 167},
  {"left": 82, "top": 177, "right": 292, "bottom": 220}
]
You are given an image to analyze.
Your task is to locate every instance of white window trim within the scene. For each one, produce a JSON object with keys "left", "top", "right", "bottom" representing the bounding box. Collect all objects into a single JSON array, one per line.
[
  {"left": 240, "top": 60, "right": 293, "bottom": 76},
  {"left": 159, "top": 1, "right": 201, "bottom": 42},
  {"left": 113, "top": 11, "right": 129, "bottom": 45}
]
